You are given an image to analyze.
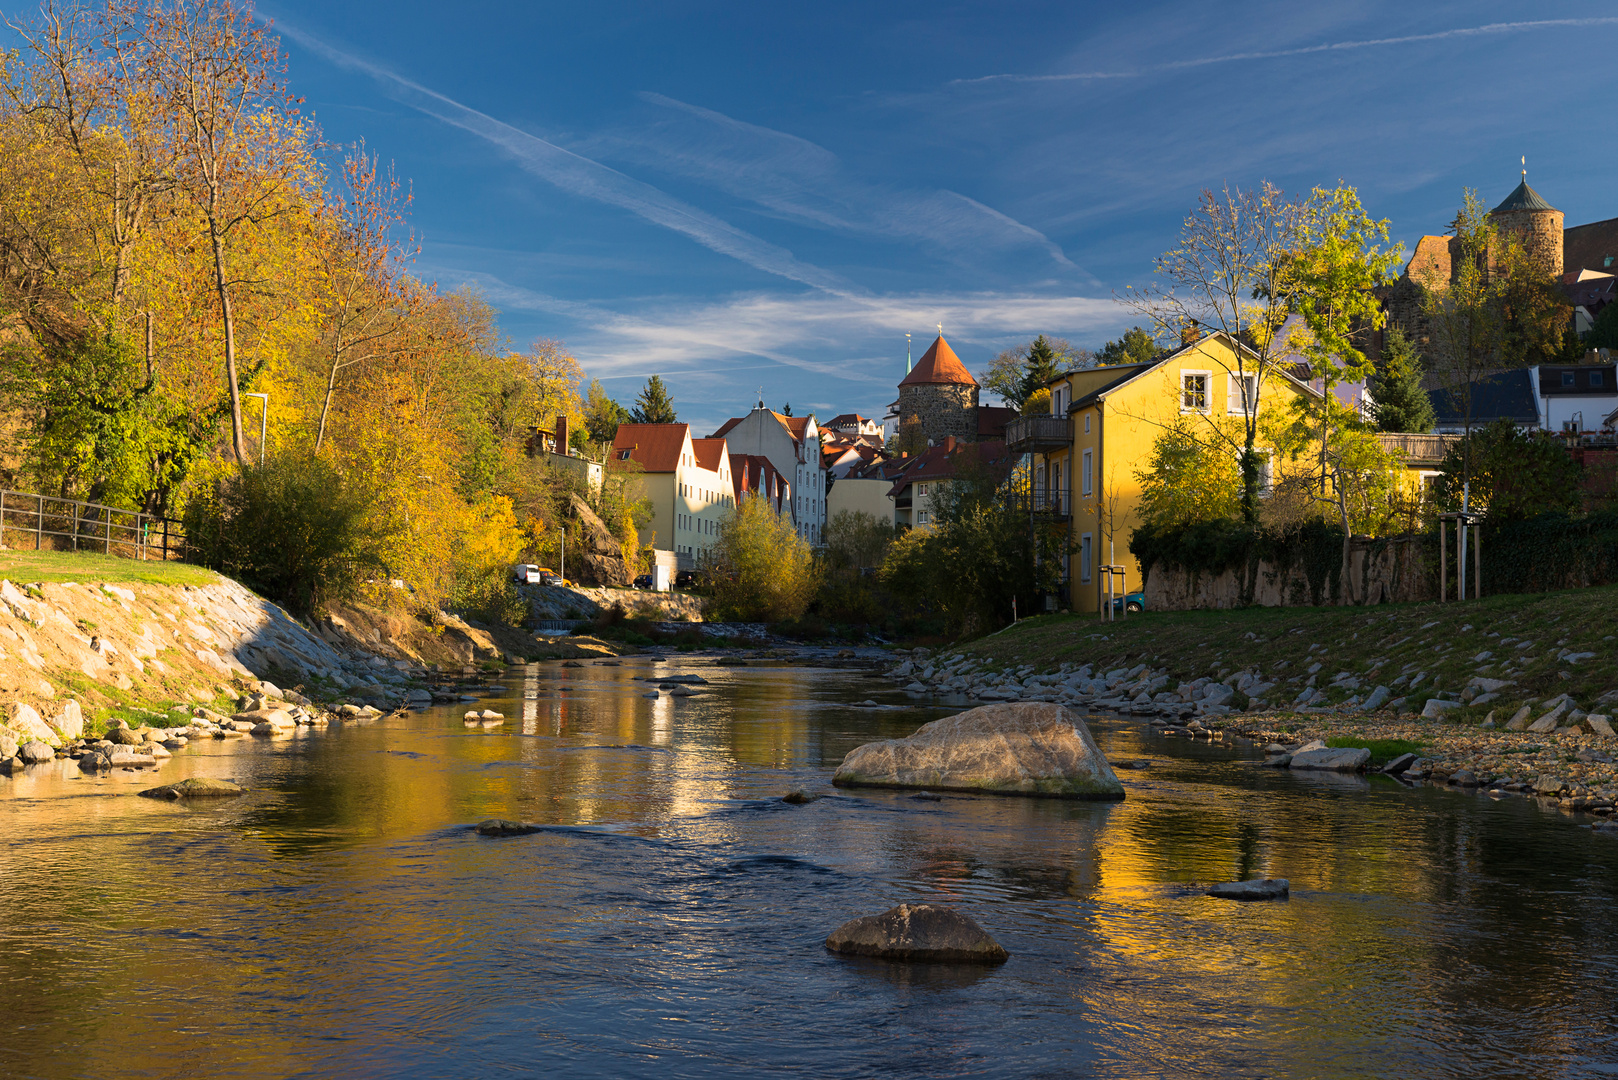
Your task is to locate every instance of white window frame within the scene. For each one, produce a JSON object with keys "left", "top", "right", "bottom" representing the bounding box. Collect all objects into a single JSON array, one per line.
[
  {"left": 1081, "top": 448, "right": 1093, "bottom": 497},
  {"left": 1079, "top": 533, "right": 1093, "bottom": 582},
  {"left": 1181, "top": 370, "right": 1211, "bottom": 413},
  {"left": 917, "top": 483, "right": 928, "bottom": 497},
  {"left": 1227, "top": 373, "right": 1258, "bottom": 416},
  {"left": 917, "top": 510, "right": 929, "bottom": 524},
  {"left": 1083, "top": 412, "right": 1090, "bottom": 434},
  {"left": 1251, "top": 447, "right": 1275, "bottom": 497}
]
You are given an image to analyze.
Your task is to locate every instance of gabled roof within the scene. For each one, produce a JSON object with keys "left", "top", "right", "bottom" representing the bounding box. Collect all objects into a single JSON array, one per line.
[
  {"left": 828, "top": 412, "right": 871, "bottom": 427},
  {"left": 611, "top": 423, "right": 689, "bottom": 473},
  {"left": 886, "top": 439, "right": 1010, "bottom": 497},
  {"left": 899, "top": 335, "right": 977, "bottom": 388},
  {"left": 1055, "top": 331, "right": 1321, "bottom": 409},
  {"left": 1491, "top": 179, "right": 1557, "bottom": 215},
  {"left": 691, "top": 437, "right": 729, "bottom": 473},
  {"left": 732, "top": 453, "right": 789, "bottom": 507},
  {"left": 711, "top": 408, "right": 815, "bottom": 445}
]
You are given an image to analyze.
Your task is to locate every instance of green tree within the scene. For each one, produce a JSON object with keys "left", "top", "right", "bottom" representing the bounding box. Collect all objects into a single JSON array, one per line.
[
  {"left": 1097, "top": 326, "right": 1164, "bottom": 365},
  {"left": 781, "top": 402, "right": 793, "bottom": 416},
  {"left": 1587, "top": 301, "right": 1618, "bottom": 350},
  {"left": 1498, "top": 239, "right": 1576, "bottom": 367},
  {"left": 977, "top": 335, "right": 1085, "bottom": 410},
  {"left": 1432, "top": 420, "right": 1582, "bottom": 521},
  {"left": 705, "top": 496, "right": 818, "bottom": 621},
  {"left": 1368, "top": 327, "right": 1436, "bottom": 433},
  {"left": 823, "top": 509, "right": 897, "bottom": 570},
  {"left": 582, "top": 378, "right": 630, "bottom": 447},
  {"left": 1421, "top": 190, "right": 1506, "bottom": 506},
  {"left": 1135, "top": 417, "right": 1241, "bottom": 527},
  {"left": 630, "top": 375, "right": 677, "bottom": 424}
]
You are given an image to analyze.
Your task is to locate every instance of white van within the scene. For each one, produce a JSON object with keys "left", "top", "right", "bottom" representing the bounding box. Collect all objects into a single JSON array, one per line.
[{"left": 513, "top": 564, "right": 541, "bottom": 584}]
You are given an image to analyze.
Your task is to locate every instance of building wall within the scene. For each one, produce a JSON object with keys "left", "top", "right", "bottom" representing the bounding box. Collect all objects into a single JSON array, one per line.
[
  {"left": 1054, "top": 338, "right": 1315, "bottom": 613},
  {"left": 636, "top": 473, "right": 678, "bottom": 554},
  {"left": 1496, "top": 208, "right": 1565, "bottom": 279},
  {"left": 717, "top": 410, "right": 825, "bottom": 544},
  {"left": 898, "top": 383, "right": 978, "bottom": 445},
  {"left": 826, "top": 477, "right": 895, "bottom": 526}
]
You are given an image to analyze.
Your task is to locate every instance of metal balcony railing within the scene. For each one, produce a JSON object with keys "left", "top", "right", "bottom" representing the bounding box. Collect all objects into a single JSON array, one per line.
[{"left": 1004, "top": 414, "right": 1073, "bottom": 453}]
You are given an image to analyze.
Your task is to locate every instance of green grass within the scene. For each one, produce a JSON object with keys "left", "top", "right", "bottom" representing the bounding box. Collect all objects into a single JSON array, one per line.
[
  {"left": 0, "top": 549, "right": 217, "bottom": 587},
  {"left": 953, "top": 585, "right": 1618, "bottom": 718},
  {"left": 1326, "top": 736, "right": 1426, "bottom": 764}
]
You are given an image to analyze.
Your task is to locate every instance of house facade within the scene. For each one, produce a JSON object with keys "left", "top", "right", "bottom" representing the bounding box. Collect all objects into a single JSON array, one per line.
[
  {"left": 611, "top": 424, "right": 734, "bottom": 568},
  {"left": 711, "top": 405, "right": 826, "bottom": 544},
  {"left": 1009, "top": 333, "right": 1319, "bottom": 613}
]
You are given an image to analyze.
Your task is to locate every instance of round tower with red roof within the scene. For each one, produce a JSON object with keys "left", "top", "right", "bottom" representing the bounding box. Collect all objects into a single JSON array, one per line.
[{"left": 896, "top": 335, "right": 979, "bottom": 446}]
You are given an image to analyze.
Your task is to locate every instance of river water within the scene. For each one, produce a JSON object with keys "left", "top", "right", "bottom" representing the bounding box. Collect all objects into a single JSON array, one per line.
[{"left": 2, "top": 658, "right": 1616, "bottom": 1078}]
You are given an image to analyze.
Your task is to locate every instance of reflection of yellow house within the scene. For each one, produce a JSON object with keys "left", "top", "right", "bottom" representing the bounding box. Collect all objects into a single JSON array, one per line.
[{"left": 1006, "top": 332, "right": 1320, "bottom": 613}]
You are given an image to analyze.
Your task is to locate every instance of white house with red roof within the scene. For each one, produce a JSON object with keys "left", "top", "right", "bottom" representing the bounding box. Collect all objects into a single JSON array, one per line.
[
  {"left": 611, "top": 423, "right": 734, "bottom": 567},
  {"left": 710, "top": 404, "right": 826, "bottom": 545}
]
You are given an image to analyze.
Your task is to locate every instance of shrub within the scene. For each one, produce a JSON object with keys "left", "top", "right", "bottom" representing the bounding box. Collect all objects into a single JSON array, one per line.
[
  {"left": 1432, "top": 420, "right": 1582, "bottom": 520},
  {"left": 704, "top": 497, "right": 819, "bottom": 622},
  {"left": 183, "top": 452, "right": 395, "bottom": 615}
]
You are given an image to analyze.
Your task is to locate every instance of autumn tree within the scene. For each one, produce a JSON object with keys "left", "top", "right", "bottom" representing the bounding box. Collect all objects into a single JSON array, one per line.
[
  {"left": 582, "top": 378, "right": 629, "bottom": 447},
  {"left": 978, "top": 335, "right": 1086, "bottom": 410},
  {"left": 141, "top": 0, "right": 310, "bottom": 464}
]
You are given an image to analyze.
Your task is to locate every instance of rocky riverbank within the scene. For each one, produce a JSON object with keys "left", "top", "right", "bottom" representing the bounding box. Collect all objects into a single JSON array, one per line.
[{"left": 881, "top": 646, "right": 1618, "bottom": 821}]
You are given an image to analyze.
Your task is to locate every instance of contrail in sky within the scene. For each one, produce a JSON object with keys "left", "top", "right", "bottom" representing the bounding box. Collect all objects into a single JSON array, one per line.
[
  {"left": 955, "top": 18, "right": 1618, "bottom": 84},
  {"left": 275, "top": 20, "right": 860, "bottom": 297}
]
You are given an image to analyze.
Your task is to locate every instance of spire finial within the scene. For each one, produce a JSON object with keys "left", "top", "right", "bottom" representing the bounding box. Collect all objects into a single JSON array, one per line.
[
  {"left": 905, "top": 332, "right": 912, "bottom": 374},
  {"left": 937, "top": 322, "right": 943, "bottom": 337},
  {"left": 1522, "top": 154, "right": 1527, "bottom": 180}
]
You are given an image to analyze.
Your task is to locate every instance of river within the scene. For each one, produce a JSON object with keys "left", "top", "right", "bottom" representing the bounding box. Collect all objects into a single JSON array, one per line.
[{"left": 2, "top": 657, "right": 1615, "bottom": 1078}]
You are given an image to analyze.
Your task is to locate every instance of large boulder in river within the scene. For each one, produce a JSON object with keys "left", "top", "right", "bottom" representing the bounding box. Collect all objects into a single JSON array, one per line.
[
  {"left": 826, "top": 903, "right": 1007, "bottom": 963},
  {"left": 139, "top": 778, "right": 246, "bottom": 800},
  {"left": 831, "top": 702, "right": 1124, "bottom": 800}
]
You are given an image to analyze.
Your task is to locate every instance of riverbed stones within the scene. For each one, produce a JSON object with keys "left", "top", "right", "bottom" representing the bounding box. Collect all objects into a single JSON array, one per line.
[
  {"left": 138, "top": 777, "right": 246, "bottom": 800},
  {"left": 1290, "top": 746, "right": 1371, "bottom": 772},
  {"left": 831, "top": 702, "right": 1124, "bottom": 799},
  {"left": 1383, "top": 753, "right": 1417, "bottom": 775},
  {"left": 8, "top": 703, "right": 57, "bottom": 745},
  {"left": 48, "top": 701, "right": 83, "bottom": 741},
  {"left": 825, "top": 903, "right": 1007, "bottom": 963},
  {"left": 473, "top": 818, "right": 538, "bottom": 836},
  {"left": 1207, "top": 878, "right": 1289, "bottom": 901},
  {"left": 1422, "top": 699, "right": 1463, "bottom": 719},
  {"left": 18, "top": 739, "right": 54, "bottom": 764},
  {"left": 781, "top": 789, "right": 822, "bottom": 804}
]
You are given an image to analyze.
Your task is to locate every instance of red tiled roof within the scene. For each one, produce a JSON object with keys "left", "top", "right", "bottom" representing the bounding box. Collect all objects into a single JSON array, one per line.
[
  {"left": 611, "top": 423, "right": 689, "bottom": 473},
  {"left": 732, "top": 453, "right": 788, "bottom": 511},
  {"left": 899, "top": 335, "right": 977, "bottom": 388},
  {"left": 691, "top": 437, "right": 729, "bottom": 473},
  {"left": 711, "top": 416, "right": 743, "bottom": 439},
  {"left": 827, "top": 412, "right": 870, "bottom": 428},
  {"left": 886, "top": 438, "right": 1009, "bottom": 497}
]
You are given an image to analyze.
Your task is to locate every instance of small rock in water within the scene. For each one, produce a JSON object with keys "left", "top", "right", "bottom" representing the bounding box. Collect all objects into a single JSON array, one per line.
[
  {"left": 1449, "top": 769, "right": 1479, "bottom": 787},
  {"left": 909, "top": 791, "right": 943, "bottom": 801},
  {"left": 18, "top": 741, "right": 54, "bottom": 764},
  {"left": 781, "top": 789, "right": 823, "bottom": 804},
  {"left": 1383, "top": 753, "right": 1417, "bottom": 775},
  {"left": 1208, "top": 878, "right": 1289, "bottom": 901},
  {"left": 138, "top": 778, "right": 246, "bottom": 800},
  {"left": 473, "top": 818, "right": 538, "bottom": 836},
  {"left": 562, "top": 661, "right": 584, "bottom": 668},
  {"left": 479, "top": 710, "right": 504, "bottom": 720},
  {"left": 1119, "top": 760, "right": 1154, "bottom": 770},
  {"left": 825, "top": 903, "right": 1007, "bottom": 963},
  {"left": 642, "top": 692, "right": 659, "bottom": 699}
]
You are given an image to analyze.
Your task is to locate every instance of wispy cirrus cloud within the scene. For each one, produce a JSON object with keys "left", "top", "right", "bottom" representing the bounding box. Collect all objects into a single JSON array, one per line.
[
  {"left": 956, "top": 17, "right": 1618, "bottom": 84},
  {"left": 275, "top": 19, "right": 860, "bottom": 297},
  {"left": 582, "top": 92, "right": 1091, "bottom": 282}
]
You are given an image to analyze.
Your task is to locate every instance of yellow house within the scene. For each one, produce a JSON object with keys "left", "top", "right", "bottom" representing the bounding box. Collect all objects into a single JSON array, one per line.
[{"left": 1006, "top": 332, "right": 1320, "bottom": 613}]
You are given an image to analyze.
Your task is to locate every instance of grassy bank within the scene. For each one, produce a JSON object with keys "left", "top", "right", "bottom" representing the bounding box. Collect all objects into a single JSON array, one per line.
[
  {"left": 957, "top": 586, "right": 1618, "bottom": 721},
  {"left": 0, "top": 549, "right": 216, "bottom": 587}
]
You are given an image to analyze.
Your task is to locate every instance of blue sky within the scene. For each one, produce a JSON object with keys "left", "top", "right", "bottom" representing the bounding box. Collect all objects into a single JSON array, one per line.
[{"left": 258, "top": 2, "right": 1618, "bottom": 433}]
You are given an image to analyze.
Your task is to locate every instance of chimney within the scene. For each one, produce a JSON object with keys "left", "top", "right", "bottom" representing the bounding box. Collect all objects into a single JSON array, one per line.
[
  {"left": 944, "top": 435, "right": 957, "bottom": 453},
  {"left": 555, "top": 415, "right": 569, "bottom": 456}
]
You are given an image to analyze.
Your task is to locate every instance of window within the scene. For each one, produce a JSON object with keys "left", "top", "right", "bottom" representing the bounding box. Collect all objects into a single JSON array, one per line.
[
  {"left": 1081, "top": 449, "right": 1093, "bottom": 496},
  {"left": 1079, "top": 533, "right": 1092, "bottom": 582},
  {"left": 1594, "top": 371, "right": 1606, "bottom": 387},
  {"left": 917, "top": 510, "right": 929, "bottom": 524},
  {"left": 1228, "top": 373, "right": 1257, "bottom": 415},
  {"left": 1182, "top": 372, "right": 1210, "bottom": 412},
  {"left": 1563, "top": 371, "right": 1576, "bottom": 387},
  {"left": 1084, "top": 413, "right": 1090, "bottom": 434},
  {"left": 917, "top": 483, "right": 928, "bottom": 497}
]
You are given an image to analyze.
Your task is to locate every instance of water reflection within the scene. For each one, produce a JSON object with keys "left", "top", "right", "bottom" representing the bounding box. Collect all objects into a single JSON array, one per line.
[{"left": 0, "top": 657, "right": 1615, "bottom": 1078}]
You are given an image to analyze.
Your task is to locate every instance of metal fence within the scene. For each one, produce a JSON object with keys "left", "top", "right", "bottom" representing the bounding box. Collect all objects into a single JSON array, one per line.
[{"left": 0, "top": 489, "right": 189, "bottom": 562}]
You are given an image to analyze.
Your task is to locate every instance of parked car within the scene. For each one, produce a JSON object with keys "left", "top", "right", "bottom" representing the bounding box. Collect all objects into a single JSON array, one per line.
[
  {"left": 1111, "top": 591, "right": 1146, "bottom": 614},
  {"left": 538, "top": 567, "right": 565, "bottom": 586},
  {"left": 631, "top": 573, "right": 654, "bottom": 590},
  {"left": 512, "top": 563, "right": 541, "bottom": 584},
  {"left": 674, "top": 569, "right": 702, "bottom": 589}
]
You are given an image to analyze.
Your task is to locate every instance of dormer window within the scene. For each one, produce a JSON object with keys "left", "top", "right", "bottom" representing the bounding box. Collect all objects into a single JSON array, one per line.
[
  {"left": 1593, "top": 371, "right": 1605, "bottom": 387},
  {"left": 618, "top": 449, "right": 632, "bottom": 460},
  {"left": 1564, "top": 371, "right": 1576, "bottom": 387}
]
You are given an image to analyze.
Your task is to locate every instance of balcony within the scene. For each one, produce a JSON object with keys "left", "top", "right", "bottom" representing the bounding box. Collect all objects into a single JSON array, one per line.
[
  {"left": 1006, "top": 487, "right": 1071, "bottom": 522},
  {"left": 1004, "top": 414, "right": 1073, "bottom": 453},
  {"left": 1377, "top": 433, "right": 1461, "bottom": 467}
]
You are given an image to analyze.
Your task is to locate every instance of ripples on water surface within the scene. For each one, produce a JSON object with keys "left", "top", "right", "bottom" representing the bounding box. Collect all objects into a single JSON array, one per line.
[{"left": 2, "top": 659, "right": 1617, "bottom": 1078}]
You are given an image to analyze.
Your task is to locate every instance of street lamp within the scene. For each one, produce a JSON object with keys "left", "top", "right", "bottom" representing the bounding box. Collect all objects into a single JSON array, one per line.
[{"left": 243, "top": 393, "right": 269, "bottom": 467}]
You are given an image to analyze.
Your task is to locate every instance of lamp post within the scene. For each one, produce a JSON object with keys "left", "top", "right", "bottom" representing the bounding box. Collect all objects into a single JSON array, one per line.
[{"left": 243, "top": 393, "right": 269, "bottom": 467}]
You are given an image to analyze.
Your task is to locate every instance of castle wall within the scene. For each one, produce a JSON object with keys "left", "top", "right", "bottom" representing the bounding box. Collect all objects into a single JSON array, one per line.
[{"left": 898, "top": 383, "right": 978, "bottom": 445}]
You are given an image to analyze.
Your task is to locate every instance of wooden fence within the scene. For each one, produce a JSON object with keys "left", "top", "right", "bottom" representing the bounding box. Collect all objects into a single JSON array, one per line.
[{"left": 0, "top": 489, "right": 189, "bottom": 562}]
